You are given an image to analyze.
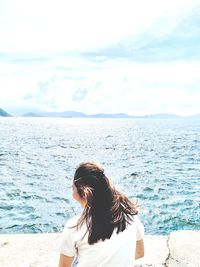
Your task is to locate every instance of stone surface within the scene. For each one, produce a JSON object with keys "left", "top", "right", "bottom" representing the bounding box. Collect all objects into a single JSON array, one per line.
[
  {"left": 0, "top": 231, "right": 200, "bottom": 267},
  {"left": 166, "top": 230, "right": 200, "bottom": 267},
  {"left": 134, "top": 235, "right": 168, "bottom": 266},
  {"left": 0, "top": 233, "right": 168, "bottom": 267},
  {"left": 0, "top": 233, "right": 60, "bottom": 267}
]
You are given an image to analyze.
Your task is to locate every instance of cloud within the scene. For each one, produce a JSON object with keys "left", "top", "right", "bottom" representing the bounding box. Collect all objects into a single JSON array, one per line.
[
  {"left": 0, "top": 0, "right": 199, "bottom": 53},
  {"left": 0, "top": 0, "right": 200, "bottom": 116},
  {"left": 83, "top": 6, "right": 200, "bottom": 62},
  {"left": 22, "top": 93, "right": 37, "bottom": 100},
  {"left": 72, "top": 88, "right": 88, "bottom": 102},
  {"left": 1, "top": 52, "right": 200, "bottom": 116}
]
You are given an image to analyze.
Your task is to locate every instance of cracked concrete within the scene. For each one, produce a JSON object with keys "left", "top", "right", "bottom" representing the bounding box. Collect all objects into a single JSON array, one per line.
[
  {"left": 165, "top": 231, "right": 200, "bottom": 267},
  {"left": 135, "top": 235, "right": 168, "bottom": 266},
  {"left": 163, "top": 235, "right": 170, "bottom": 267},
  {"left": 0, "top": 231, "right": 199, "bottom": 267}
]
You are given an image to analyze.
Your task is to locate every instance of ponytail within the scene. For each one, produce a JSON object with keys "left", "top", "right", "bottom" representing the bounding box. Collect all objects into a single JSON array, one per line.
[{"left": 73, "top": 162, "right": 138, "bottom": 245}]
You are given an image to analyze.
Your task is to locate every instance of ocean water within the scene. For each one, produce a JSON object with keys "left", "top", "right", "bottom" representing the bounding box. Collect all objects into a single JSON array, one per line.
[{"left": 0, "top": 117, "right": 199, "bottom": 235}]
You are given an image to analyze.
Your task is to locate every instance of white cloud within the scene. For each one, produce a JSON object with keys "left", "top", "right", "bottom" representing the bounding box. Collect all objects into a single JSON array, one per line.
[
  {"left": 0, "top": 0, "right": 199, "bottom": 52},
  {"left": 1, "top": 55, "right": 200, "bottom": 116},
  {"left": 0, "top": 0, "right": 200, "bottom": 115}
]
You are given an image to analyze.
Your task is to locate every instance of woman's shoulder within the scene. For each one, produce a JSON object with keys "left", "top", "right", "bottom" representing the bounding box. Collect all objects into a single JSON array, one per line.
[
  {"left": 132, "top": 214, "right": 144, "bottom": 240},
  {"left": 65, "top": 215, "right": 80, "bottom": 228},
  {"left": 61, "top": 215, "right": 82, "bottom": 238},
  {"left": 61, "top": 214, "right": 87, "bottom": 243},
  {"left": 133, "top": 214, "right": 140, "bottom": 221},
  {"left": 127, "top": 214, "right": 144, "bottom": 231},
  {"left": 131, "top": 214, "right": 143, "bottom": 225}
]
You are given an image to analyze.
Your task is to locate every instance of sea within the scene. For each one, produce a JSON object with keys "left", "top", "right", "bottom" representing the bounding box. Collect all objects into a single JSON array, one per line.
[{"left": 0, "top": 117, "right": 199, "bottom": 235}]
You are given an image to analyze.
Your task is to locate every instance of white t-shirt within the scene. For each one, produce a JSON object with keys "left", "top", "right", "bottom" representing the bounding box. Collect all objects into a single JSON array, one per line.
[{"left": 60, "top": 214, "right": 144, "bottom": 267}]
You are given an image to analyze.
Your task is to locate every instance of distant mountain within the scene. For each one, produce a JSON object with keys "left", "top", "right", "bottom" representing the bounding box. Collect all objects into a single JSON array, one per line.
[
  {"left": 15, "top": 109, "right": 200, "bottom": 119},
  {"left": 0, "top": 107, "right": 11, "bottom": 117},
  {"left": 142, "top": 113, "right": 182, "bottom": 119},
  {"left": 22, "top": 111, "right": 135, "bottom": 118},
  {"left": 89, "top": 113, "right": 134, "bottom": 118},
  {"left": 189, "top": 114, "right": 200, "bottom": 119},
  {"left": 39, "top": 111, "right": 87, "bottom": 118},
  {"left": 22, "top": 112, "right": 42, "bottom": 117}
]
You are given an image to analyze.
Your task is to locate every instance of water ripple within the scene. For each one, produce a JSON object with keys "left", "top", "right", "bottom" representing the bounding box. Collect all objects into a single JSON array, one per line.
[{"left": 0, "top": 117, "right": 200, "bottom": 235}]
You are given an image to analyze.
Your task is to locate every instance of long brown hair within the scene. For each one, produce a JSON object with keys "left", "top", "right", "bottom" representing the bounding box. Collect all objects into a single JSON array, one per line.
[{"left": 73, "top": 162, "right": 138, "bottom": 245}]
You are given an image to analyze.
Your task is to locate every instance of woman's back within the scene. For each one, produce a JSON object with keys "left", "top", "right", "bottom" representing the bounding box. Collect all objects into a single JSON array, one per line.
[
  {"left": 60, "top": 214, "right": 144, "bottom": 267},
  {"left": 59, "top": 162, "right": 144, "bottom": 267}
]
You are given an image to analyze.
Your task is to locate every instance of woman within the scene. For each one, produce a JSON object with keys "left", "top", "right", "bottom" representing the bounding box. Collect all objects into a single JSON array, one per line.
[{"left": 59, "top": 162, "right": 144, "bottom": 267}]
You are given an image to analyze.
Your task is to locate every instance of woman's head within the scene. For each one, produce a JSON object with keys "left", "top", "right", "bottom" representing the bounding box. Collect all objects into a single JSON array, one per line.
[
  {"left": 73, "top": 162, "right": 113, "bottom": 209},
  {"left": 72, "top": 161, "right": 138, "bottom": 245}
]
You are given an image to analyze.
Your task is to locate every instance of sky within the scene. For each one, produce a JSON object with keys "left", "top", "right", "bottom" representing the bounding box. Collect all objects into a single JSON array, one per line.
[{"left": 0, "top": 0, "right": 200, "bottom": 116}]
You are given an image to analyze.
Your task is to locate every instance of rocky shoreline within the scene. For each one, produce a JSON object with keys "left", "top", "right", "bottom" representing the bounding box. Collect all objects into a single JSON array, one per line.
[{"left": 0, "top": 230, "right": 199, "bottom": 267}]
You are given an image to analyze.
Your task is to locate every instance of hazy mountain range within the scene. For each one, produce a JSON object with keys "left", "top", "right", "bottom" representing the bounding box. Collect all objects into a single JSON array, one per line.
[
  {"left": 0, "top": 107, "right": 11, "bottom": 117},
  {"left": 1, "top": 107, "right": 200, "bottom": 119}
]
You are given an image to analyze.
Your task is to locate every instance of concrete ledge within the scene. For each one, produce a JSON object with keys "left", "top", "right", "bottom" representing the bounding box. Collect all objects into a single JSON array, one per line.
[
  {"left": 166, "top": 231, "right": 200, "bottom": 267},
  {"left": 0, "top": 233, "right": 60, "bottom": 267},
  {"left": 0, "top": 231, "right": 200, "bottom": 267},
  {"left": 135, "top": 235, "right": 168, "bottom": 266}
]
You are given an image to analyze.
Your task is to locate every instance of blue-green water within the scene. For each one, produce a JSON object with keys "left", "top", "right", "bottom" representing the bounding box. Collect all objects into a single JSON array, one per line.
[{"left": 0, "top": 117, "right": 199, "bottom": 235}]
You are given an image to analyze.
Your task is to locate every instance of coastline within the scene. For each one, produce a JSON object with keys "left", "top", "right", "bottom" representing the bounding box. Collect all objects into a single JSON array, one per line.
[{"left": 0, "top": 230, "right": 200, "bottom": 267}]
